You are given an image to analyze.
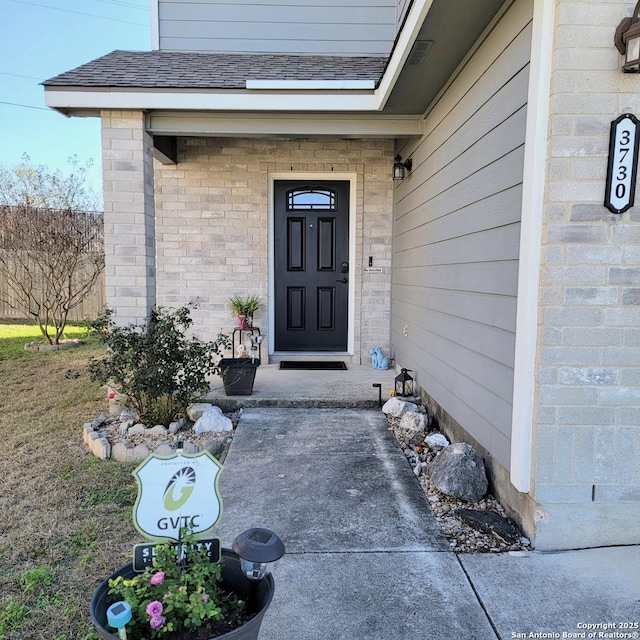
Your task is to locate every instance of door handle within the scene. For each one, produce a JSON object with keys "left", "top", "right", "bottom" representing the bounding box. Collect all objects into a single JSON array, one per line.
[{"left": 336, "top": 277, "right": 348, "bottom": 284}]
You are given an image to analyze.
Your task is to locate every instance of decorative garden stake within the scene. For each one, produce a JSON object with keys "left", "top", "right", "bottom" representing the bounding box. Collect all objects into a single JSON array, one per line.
[
  {"left": 232, "top": 528, "right": 285, "bottom": 612},
  {"left": 106, "top": 601, "right": 131, "bottom": 640}
]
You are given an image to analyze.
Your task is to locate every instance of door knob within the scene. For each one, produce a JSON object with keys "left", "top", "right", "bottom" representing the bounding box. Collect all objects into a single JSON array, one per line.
[{"left": 336, "top": 277, "right": 348, "bottom": 284}]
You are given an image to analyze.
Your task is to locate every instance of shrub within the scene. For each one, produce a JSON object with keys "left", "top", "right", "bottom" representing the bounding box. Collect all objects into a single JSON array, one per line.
[
  {"left": 89, "top": 305, "right": 231, "bottom": 425},
  {"left": 107, "top": 528, "right": 243, "bottom": 638}
]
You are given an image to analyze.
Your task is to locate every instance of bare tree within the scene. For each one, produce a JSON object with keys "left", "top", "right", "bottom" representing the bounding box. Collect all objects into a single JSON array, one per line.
[
  {"left": 0, "top": 156, "right": 104, "bottom": 344},
  {"left": 0, "top": 153, "right": 100, "bottom": 211}
]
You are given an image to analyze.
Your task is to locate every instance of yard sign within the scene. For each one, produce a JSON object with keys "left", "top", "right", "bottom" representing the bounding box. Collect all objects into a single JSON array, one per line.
[{"left": 132, "top": 450, "right": 224, "bottom": 543}]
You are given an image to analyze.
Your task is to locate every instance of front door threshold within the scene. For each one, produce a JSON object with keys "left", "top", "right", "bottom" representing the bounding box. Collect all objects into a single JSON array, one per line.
[{"left": 269, "top": 353, "right": 352, "bottom": 364}]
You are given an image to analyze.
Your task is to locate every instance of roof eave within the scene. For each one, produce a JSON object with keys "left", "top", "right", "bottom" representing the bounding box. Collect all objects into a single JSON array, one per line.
[
  {"left": 43, "top": 0, "right": 434, "bottom": 118},
  {"left": 44, "top": 86, "right": 382, "bottom": 114}
]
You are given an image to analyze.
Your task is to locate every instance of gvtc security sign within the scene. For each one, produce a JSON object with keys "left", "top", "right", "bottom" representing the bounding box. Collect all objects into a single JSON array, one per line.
[{"left": 132, "top": 451, "right": 223, "bottom": 542}]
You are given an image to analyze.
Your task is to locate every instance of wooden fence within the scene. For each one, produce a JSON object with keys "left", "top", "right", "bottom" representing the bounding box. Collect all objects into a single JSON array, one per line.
[
  {"left": 0, "top": 257, "right": 106, "bottom": 322},
  {"left": 0, "top": 205, "right": 106, "bottom": 323}
]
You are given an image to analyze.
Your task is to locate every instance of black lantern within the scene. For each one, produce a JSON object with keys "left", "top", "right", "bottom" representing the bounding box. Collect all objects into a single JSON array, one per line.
[
  {"left": 394, "top": 368, "right": 414, "bottom": 397},
  {"left": 615, "top": 2, "right": 640, "bottom": 73},
  {"left": 393, "top": 154, "right": 413, "bottom": 181}
]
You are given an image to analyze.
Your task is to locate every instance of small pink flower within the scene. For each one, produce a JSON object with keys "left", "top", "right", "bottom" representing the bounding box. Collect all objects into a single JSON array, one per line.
[
  {"left": 146, "top": 600, "right": 163, "bottom": 618},
  {"left": 108, "top": 392, "right": 116, "bottom": 399},
  {"left": 150, "top": 615, "right": 165, "bottom": 631},
  {"left": 201, "top": 593, "right": 209, "bottom": 603},
  {"left": 150, "top": 571, "right": 165, "bottom": 586}
]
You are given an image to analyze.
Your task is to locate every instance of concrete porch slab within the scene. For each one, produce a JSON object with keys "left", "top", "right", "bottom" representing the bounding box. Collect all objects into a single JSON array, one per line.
[{"left": 205, "top": 363, "right": 399, "bottom": 409}]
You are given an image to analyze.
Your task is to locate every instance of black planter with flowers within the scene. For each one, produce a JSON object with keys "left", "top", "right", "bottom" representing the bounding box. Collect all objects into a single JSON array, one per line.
[{"left": 90, "top": 549, "right": 275, "bottom": 640}]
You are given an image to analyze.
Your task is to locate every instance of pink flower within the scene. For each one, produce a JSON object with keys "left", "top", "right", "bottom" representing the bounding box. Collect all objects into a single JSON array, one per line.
[
  {"left": 150, "top": 615, "right": 165, "bottom": 631},
  {"left": 108, "top": 392, "right": 116, "bottom": 399},
  {"left": 201, "top": 593, "right": 209, "bottom": 603},
  {"left": 146, "top": 600, "right": 163, "bottom": 618},
  {"left": 150, "top": 571, "right": 165, "bottom": 586}
]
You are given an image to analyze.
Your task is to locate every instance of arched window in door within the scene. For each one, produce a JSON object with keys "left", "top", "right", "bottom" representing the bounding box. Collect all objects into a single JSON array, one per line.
[{"left": 286, "top": 187, "right": 337, "bottom": 211}]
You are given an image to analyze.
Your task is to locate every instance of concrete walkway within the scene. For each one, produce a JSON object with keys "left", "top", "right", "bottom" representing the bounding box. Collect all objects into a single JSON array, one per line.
[{"left": 214, "top": 407, "right": 640, "bottom": 640}]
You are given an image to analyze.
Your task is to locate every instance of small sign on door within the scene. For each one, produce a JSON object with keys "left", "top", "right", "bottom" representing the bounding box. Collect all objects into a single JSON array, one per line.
[{"left": 604, "top": 113, "right": 640, "bottom": 214}]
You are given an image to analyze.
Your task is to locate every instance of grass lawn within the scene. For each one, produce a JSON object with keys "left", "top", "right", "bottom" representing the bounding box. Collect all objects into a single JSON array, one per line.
[{"left": 0, "top": 322, "right": 139, "bottom": 639}]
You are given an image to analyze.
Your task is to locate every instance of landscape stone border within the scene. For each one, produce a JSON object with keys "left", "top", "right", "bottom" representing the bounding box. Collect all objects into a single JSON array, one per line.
[{"left": 25, "top": 339, "right": 83, "bottom": 351}]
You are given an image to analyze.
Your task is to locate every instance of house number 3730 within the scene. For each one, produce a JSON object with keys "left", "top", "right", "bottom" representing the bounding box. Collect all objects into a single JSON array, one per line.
[{"left": 604, "top": 113, "right": 640, "bottom": 214}]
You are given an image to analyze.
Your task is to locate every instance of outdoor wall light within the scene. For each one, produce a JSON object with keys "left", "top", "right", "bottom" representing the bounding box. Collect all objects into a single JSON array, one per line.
[
  {"left": 394, "top": 368, "right": 414, "bottom": 397},
  {"left": 393, "top": 154, "right": 413, "bottom": 181},
  {"left": 615, "top": 2, "right": 640, "bottom": 72},
  {"left": 232, "top": 527, "right": 285, "bottom": 582}
]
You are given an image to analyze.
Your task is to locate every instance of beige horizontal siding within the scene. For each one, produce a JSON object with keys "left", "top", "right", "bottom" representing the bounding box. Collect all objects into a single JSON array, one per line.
[
  {"left": 391, "top": 0, "right": 534, "bottom": 471},
  {"left": 158, "top": 0, "right": 396, "bottom": 55}
]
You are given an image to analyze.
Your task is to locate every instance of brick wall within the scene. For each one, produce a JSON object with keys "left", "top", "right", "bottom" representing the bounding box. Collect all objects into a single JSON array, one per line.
[
  {"left": 532, "top": 0, "right": 640, "bottom": 545},
  {"left": 153, "top": 136, "right": 394, "bottom": 362},
  {"left": 101, "top": 110, "right": 156, "bottom": 324}
]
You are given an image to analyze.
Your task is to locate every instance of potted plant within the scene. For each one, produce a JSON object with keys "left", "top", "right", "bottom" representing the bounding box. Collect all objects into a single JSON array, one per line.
[
  {"left": 90, "top": 529, "right": 278, "bottom": 640},
  {"left": 218, "top": 356, "right": 260, "bottom": 396},
  {"left": 226, "top": 294, "right": 262, "bottom": 329}
]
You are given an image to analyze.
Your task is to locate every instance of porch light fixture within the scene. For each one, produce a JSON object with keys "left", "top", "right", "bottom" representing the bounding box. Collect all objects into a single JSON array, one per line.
[
  {"left": 393, "top": 154, "right": 412, "bottom": 181},
  {"left": 394, "top": 368, "right": 414, "bottom": 397},
  {"left": 232, "top": 527, "right": 285, "bottom": 582},
  {"left": 615, "top": 2, "right": 640, "bottom": 72}
]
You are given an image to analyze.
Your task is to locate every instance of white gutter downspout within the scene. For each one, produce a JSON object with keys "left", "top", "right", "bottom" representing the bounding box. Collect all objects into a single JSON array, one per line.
[{"left": 510, "top": 0, "right": 555, "bottom": 493}]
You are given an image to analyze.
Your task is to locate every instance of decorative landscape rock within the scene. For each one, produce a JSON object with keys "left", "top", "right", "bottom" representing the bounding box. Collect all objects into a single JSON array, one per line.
[
  {"left": 168, "top": 416, "right": 187, "bottom": 434},
  {"left": 382, "top": 397, "right": 418, "bottom": 418},
  {"left": 128, "top": 423, "right": 147, "bottom": 436},
  {"left": 194, "top": 409, "right": 233, "bottom": 434},
  {"left": 204, "top": 439, "right": 226, "bottom": 457},
  {"left": 426, "top": 432, "right": 449, "bottom": 449},
  {"left": 119, "top": 409, "right": 139, "bottom": 422},
  {"left": 91, "top": 414, "right": 107, "bottom": 428},
  {"left": 399, "top": 411, "right": 428, "bottom": 434},
  {"left": 454, "top": 508, "right": 522, "bottom": 544},
  {"left": 83, "top": 408, "right": 239, "bottom": 460},
  {"left": 187, "top": 403, "right": 217, "bottom": 421},
  {"left": 148, "top": 425, "right": 168, "bottom": 437},
  {"left": 427, "top": 442, "right": 488, "bottom": 502}
]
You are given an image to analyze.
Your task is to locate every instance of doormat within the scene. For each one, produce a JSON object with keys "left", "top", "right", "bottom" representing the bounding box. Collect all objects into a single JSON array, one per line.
[{"left": 279, "top": 361, "right": 347, "bottom": 370}]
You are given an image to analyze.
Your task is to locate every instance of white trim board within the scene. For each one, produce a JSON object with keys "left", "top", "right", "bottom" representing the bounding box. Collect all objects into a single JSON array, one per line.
[
  {"left": 268, "top": 172, "right": 357, "bottom": 359},
  {"left": 146, "top": 112, "right": 424, "bottom": 138},
  {"left": 510, "top": 0, "right": 554, "bottom": 494}
]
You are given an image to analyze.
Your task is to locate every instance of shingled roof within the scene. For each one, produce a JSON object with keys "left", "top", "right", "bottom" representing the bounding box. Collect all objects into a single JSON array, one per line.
[{"left": 43, "top": 50, "right": 388, "bottom": 89}]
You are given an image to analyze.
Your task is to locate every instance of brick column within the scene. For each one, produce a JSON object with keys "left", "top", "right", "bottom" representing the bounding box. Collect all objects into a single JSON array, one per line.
[{"left": 101, "top": 110, "right": 156, "bottom": 325}]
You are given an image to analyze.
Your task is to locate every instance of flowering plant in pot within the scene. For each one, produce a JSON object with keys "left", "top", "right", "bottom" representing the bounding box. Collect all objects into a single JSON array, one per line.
[
  {"left": 91, "top": 528, "right": 280, "bottom": 640},
  {"left": 106, "top": 530, "right": 247, "bottom": 638}
]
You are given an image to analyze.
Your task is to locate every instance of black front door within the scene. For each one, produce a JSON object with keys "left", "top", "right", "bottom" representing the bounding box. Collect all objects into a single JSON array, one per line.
[{"left": 274, "top": 180, "right": 350, "bottom": 351}]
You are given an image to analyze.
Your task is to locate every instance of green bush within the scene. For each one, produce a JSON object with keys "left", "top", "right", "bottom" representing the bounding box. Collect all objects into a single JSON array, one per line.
[{"left": 89, "top": 305, "right": 231, "bottom": 425}]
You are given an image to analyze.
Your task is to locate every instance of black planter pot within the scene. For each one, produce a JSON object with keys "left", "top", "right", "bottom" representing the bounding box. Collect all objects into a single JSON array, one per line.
[
  {"left": 219, "top": 358, "right": 259, "bottom": 396},
  {"left": 90, "top": 549, "right": 274, "bottom": 640}
]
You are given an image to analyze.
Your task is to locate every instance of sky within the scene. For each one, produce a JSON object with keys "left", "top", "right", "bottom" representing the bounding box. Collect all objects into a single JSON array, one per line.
[{"left": 0, "top": 0, "right": 151, "bottom": 196}]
